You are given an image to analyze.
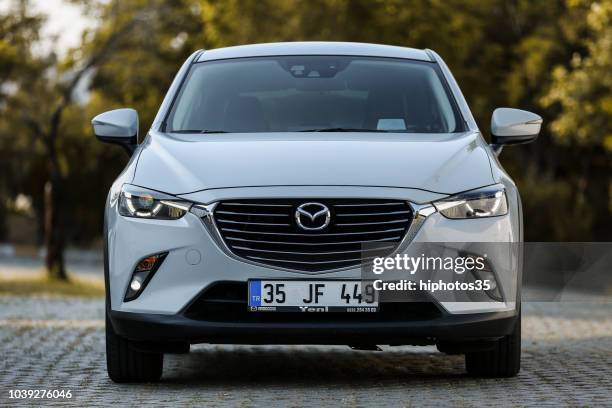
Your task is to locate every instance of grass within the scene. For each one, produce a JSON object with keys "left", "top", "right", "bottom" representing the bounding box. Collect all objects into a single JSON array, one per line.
[{"left": 0, "top": 272, "right": 104, "bottom": 297}]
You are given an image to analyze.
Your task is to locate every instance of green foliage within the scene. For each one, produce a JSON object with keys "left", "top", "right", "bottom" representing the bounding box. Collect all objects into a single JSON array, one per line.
[
  {"left": 0, "top": 2, "right": 46, "bottom": 239},
  {"left": 542, "top": 0, "right": 612, "bottom": 150},
  {"left": 0, "top": 1, "right": 43, "bottom": 95},
  {"left": 539, "top": 0, "right": 612, "bottom": 232},
  {"left": 0, "top": 0, "right": 610, "bottom": 243}
]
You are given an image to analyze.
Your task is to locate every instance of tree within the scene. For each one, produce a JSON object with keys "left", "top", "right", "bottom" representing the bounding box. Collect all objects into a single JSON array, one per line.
[
  {"left": 2, "top": 0, "right": 148, "bottom": 279},
  {"left": 82, "top": 0, "right": 204, "bottom": 129},
  {"left": 543, "top": 0, "right": 611, "bottom": 150},
  {"left": 0, "top": 0, "right": 44, "bottom": 241},
  {"left": 541, "top": 0, "right": 612, "bottom": 239}
]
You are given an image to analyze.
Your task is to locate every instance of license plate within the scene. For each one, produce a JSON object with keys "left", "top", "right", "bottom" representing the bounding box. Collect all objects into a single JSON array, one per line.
[{"left": 248, "top": 280, "right": 378, "bottom": 312}]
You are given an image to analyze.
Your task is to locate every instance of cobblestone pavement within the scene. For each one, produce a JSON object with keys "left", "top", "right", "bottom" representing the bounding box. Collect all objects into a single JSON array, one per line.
[{"left": 0, "top": 297, "right": 610, "bottom": 407}]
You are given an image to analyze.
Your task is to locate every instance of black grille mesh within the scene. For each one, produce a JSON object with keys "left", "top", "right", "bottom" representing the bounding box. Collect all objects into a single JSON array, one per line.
[{"left": 213, "top": 199, "right": 413, "bottom": 272}]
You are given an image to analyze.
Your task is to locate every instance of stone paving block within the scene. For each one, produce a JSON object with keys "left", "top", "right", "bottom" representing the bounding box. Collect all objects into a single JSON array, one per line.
[{"left": 0, "top": 297, "right": 610, "bottom": 407}]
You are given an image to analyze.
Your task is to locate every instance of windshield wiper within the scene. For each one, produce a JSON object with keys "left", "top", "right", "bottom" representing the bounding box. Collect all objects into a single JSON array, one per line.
[
  {"left": 298, "top": 127, "right": 388, "bottom": 132},
  {"left": 170, "top": 129, "right": 229, "bottom": 134}
]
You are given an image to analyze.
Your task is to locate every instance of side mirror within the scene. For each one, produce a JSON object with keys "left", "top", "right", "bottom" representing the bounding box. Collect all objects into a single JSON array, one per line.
[
  {"left": 490, "top": 108, "right": 542, "bottom": 154},
  {"left": 91, "top": 108, "right": 138, "bottom": 155}
]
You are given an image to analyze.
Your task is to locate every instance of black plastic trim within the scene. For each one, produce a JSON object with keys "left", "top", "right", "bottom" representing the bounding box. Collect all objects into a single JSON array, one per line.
[
  {"left": 96, "top": 134, "right": 137, "bottom": 155},
  {"left": 108, "top": 307, "right": 519, "bottom": 345},
  {"left": 160, "top": 49, "right": 205, "bottom": 132},
  {"left": 123, "top": 252, "right": 168, "bottom": 302},
  {"left": 491, "top": 133, "right": 538, "bottom": 145}
]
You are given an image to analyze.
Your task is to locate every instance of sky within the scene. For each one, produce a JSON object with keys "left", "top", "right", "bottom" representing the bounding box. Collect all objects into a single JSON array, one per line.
[{"left": 1, "top": 0, "right": 93, "bottom": 54}]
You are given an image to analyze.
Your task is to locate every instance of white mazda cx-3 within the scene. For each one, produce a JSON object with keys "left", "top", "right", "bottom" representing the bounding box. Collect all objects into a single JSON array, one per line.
[{"left": 93, "top": 42, "right": 541, "bottom": 382}]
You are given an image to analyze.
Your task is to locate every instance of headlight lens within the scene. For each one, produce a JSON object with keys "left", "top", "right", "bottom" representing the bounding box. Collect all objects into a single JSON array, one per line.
[
  {"left": 118, "top": 184, "right": 191, "bottom": 219},
  {"left": 434, "top": 185, "right": 508, "bottom": 219}
]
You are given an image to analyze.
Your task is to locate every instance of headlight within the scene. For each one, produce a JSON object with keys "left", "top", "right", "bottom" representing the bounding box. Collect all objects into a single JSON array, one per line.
[
  {"left": 433, "top": 184, "right": 508, "bottom": 219},
  {"left": 118, "top": 184, "right": 191, "bottom": 219}
]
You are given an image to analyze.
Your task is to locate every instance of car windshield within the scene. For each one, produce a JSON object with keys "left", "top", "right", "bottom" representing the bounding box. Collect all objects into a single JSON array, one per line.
[{"left": 165, "top": 56, "right": 465, "bottom": 133}]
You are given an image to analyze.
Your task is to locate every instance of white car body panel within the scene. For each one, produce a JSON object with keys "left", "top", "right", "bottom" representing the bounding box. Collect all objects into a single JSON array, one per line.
[
  {"left": 133, "top": 131, "right": 495, "bottom": 196},
  {"left": 179, "top": 186, "right": 447, "bottom": 206},
  {"left": 491, "top": 107, "right": 543, "bottom": 137}
]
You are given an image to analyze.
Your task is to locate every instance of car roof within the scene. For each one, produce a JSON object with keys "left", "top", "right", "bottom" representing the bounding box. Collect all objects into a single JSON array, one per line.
[{"left": 196, "top": 42, "right": 433, "bottom": 63}]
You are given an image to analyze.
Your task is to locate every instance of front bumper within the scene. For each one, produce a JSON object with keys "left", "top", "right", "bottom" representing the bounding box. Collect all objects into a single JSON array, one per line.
[
  {"left": 105, "top": 185, "right": 521, "bottom": 345},
  {"left": 108, "top": 307, "right": 519, "bottom": 345}
]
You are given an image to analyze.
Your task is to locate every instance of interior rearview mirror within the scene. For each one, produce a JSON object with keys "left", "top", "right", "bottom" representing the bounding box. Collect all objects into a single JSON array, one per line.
[
  {"left": 91, "top": 108, "right": 139, "bottom": 155},
  {"left": 490, "top": 108, "right": 542, "bottom": 154}
]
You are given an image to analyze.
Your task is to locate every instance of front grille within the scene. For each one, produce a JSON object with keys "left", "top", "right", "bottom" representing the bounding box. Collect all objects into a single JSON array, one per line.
[{"left": 213, "top": 199, "right": 413, "bottom": 272}]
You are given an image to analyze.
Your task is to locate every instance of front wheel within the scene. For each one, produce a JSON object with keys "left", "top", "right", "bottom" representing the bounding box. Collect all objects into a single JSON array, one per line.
[
  {"left": 465, "top": 313, "right": 521, "bottom": 377},
  {"left": 106, "top": 310, "right": 163, "bottom": 383}
]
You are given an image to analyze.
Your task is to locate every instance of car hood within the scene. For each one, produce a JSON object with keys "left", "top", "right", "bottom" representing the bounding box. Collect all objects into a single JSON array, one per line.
[{"left": 133, "top": 131, "right": 494, "bottom": 196}]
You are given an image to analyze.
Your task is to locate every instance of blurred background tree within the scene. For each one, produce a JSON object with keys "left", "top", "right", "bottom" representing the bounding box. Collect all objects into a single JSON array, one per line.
[
  {"left": 1, "top": 0, "right": 155, "bottom": 279},
  {"left": 541, "top": 0, "right": 612, "bottom": 239},
  {"left": 0, "top": 0, "right": 44, "bottom": 247},
  {"left": 0, "top": 0, "right": 610, "bottom": 279}
]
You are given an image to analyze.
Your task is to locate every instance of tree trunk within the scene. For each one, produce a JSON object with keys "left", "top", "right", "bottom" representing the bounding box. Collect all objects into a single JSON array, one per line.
[
  {"left": 38, "top": 9, "right": 138, "bottom": 281},
  {"left": 44, "top": 173, "right": 66, "bottom": 281}
]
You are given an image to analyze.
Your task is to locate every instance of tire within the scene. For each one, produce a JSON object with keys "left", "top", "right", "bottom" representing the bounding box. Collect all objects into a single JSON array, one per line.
[
  {"left": 465, "top": 313, "right": 521, "bottom": 377},
  {"left": 106, "top": 310, "right": 163, "bottom": 383}
]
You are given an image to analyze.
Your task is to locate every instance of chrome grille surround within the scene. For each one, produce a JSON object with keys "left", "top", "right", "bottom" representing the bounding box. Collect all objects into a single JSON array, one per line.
[{"left": 210, "top": 199, "right": 416, "bottom": 272}]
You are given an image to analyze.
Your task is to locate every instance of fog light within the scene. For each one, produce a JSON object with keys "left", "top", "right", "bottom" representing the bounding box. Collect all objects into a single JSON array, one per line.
[
  {"left": 472, "top": 268, "right": 503, "bottom": 302},
  {"left": 124, "top": 252, "right": 167, "bottom": 302},
  {"left": 475, "top": 270, "right": 497, "bottom": 291},
  {"left": 463, "top": 253, "right": 503, "bottom": 302},
  {"left": 130, "top": 277, "right": 142, "bottom": 291}
]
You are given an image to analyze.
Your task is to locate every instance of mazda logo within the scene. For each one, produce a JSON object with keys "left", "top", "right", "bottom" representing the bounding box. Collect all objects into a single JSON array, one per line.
[{"left": 295, "top": 202, "right": 331, "bottom": 231}]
